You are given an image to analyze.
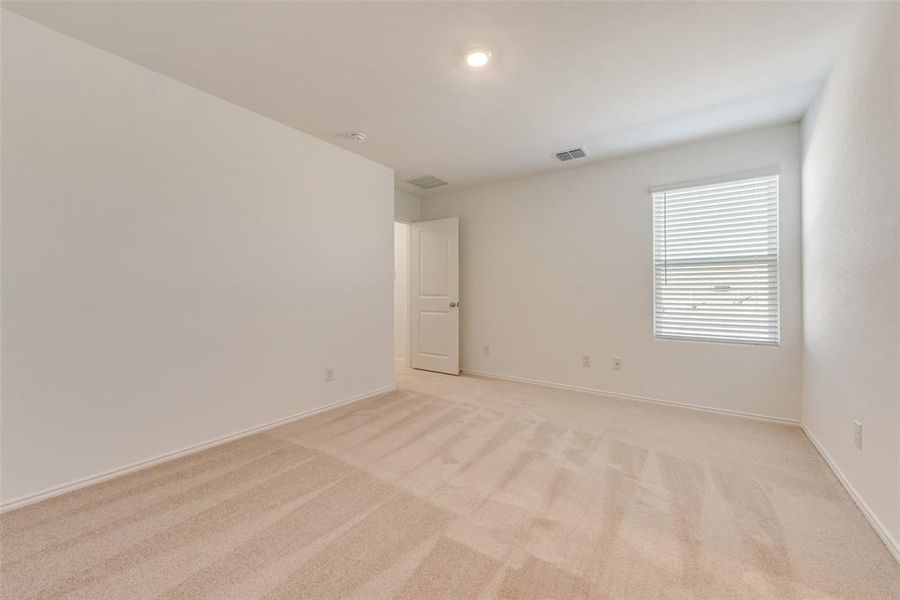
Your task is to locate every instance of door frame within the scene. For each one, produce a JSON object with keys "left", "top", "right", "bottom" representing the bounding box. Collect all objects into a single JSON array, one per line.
[{"left": 409, "top": 217, "right": 460, "bottom": 375}]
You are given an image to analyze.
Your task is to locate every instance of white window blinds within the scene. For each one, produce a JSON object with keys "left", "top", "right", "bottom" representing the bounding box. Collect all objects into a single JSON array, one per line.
[{"left": 653, "top": 173, "right": 779, "bottom": 345}]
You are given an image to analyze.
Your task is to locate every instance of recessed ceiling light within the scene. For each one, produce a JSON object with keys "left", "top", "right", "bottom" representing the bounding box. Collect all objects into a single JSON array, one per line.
[{"left": 465, "top": 48, "right": 491, "bottom": 69}]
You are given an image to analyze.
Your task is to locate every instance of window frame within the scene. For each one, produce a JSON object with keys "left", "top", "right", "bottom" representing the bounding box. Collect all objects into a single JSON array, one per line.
[{"left": 651, "top": 169, "right": 781, "bottom": 347}]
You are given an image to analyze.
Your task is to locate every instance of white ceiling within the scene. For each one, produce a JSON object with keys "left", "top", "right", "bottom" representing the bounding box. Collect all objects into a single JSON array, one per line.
[{"left": 5, "top": 1, "right": 868, "bottom": 196}]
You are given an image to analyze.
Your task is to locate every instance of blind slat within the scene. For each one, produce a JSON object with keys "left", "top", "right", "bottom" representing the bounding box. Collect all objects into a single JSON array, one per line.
[
  {"left": 658, "top": 176, "right": 776, "bottom": 196},
  {"left": 657, "top": 191, "right": 777, "bottom": 210},
  {"left": 655, "top": 205, "right": 776, "bottom": 223},
  {"left": 653, "top": 174, "right": 779, "bottom": 345}
]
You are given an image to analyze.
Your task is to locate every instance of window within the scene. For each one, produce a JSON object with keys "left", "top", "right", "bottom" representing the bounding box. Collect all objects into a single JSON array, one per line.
[{"left": 652, "top": 173, "right": 779, "bottom": 345}]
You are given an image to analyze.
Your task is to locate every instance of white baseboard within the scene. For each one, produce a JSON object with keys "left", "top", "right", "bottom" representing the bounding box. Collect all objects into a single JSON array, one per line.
[
  {"left": 801, "top": 424, "right": 900, "bottom": 564},
  {"left": 462, "top": 368, "right": 800, "bottom": 426},
  {"left": 0, "top": 384, "right": 396, "bottom": 513},
  {"left": 394, "top": 358, "right": 409, "bottom": 367}
]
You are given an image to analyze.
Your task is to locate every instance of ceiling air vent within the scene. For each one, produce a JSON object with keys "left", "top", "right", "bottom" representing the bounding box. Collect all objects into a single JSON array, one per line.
[
  {"left": 407, "top": 175, "right": 449, "bottom": 190},
  {"left": 555, "top": 147, "right": 588, "bottom": 162}
]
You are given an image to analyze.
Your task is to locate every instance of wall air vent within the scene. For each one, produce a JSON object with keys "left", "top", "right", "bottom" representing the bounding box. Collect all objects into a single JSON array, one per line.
[
  {"left": 407, "top": 175, "right": 449, "bottom": 190},
  {"left": 555, "top": 147, "right": 588, "bottom": 162}
]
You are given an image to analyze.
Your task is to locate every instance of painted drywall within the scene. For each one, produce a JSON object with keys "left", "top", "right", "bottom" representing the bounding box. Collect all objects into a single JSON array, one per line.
[
  {"left": 421, "top": 124, "right": 802, "bottom": 421},
  {"left": 393, "top": 222, "right": 411, "bottom": 365},
  {"left": 801, "top": 5, "right": 900, "bottom": 550},
  {"left": 5, "top": 2, "right": 867, "bottom": 196},
  {"left": 394, "top": 190, "right": 421, "bottom": 223},
  {"left": 1, "top": 12, "right": 394, "bottom": 505}
]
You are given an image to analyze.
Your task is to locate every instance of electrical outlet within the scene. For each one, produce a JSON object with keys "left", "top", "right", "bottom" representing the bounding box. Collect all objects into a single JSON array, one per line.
[
  {"left": 483, "top": 344, "right": 491, "bottom": 356},
  {"left": 854, "top": 420, "right": 862, "bottom": 449},
  {"left": 325, "top": 367, "right": 334, "bottom": 383},
  {"left": 613, "top": 358, "right": 623, "bottom": 370},
  {"left": 581, "top": 354, "right": 591, "bottom": 368}
]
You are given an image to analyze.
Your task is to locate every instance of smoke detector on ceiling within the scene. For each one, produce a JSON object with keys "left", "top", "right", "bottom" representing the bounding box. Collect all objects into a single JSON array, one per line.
[
  {"left": 348, "top": 131, "right": 367, "bottom": 143},
  {"left": 407, "top": 175, "right": 449, "bottom": 190},
  {"left": 554, "top": 147, "right": 588, "bottom": 162}
]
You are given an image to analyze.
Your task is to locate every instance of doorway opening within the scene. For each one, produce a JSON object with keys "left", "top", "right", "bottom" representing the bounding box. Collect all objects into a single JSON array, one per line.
[
  {"left": 393, "top": 222, "right": 411, "bottom": 368},
  {"left": 396, "top": 217, "right": 460, "bottom": 375}
]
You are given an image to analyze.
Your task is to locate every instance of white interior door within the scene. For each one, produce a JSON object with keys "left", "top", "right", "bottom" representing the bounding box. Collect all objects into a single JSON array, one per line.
[{"left": 410, "top": 217, "right": 459, "bottom": 375}]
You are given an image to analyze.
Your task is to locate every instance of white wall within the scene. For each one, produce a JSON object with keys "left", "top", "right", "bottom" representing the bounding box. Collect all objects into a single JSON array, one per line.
[
  {"left": 393, "top": 222, "right": 411, "bottom": 365},
  {"left": 394, "top": 190, "right": 421, "bottom": 223},
  {"left": 1, "top": 12, "right": 394, "bottom": 506},
  {"left": 801, "top": 5, "right": 900, "bottom": 552},
  {"left": 421, "top": 124, "right": 802, "bottom": 421}
]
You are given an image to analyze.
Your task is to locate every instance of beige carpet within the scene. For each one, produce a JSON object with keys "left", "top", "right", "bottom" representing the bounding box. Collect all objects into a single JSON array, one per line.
[{"left": 2, "top": 368, "right": 898, "bottom": 599}]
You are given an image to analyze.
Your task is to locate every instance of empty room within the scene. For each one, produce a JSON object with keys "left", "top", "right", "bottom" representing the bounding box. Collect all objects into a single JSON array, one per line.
[{"left": 1, "top": 1, "right": 898, "bottom": 598}]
